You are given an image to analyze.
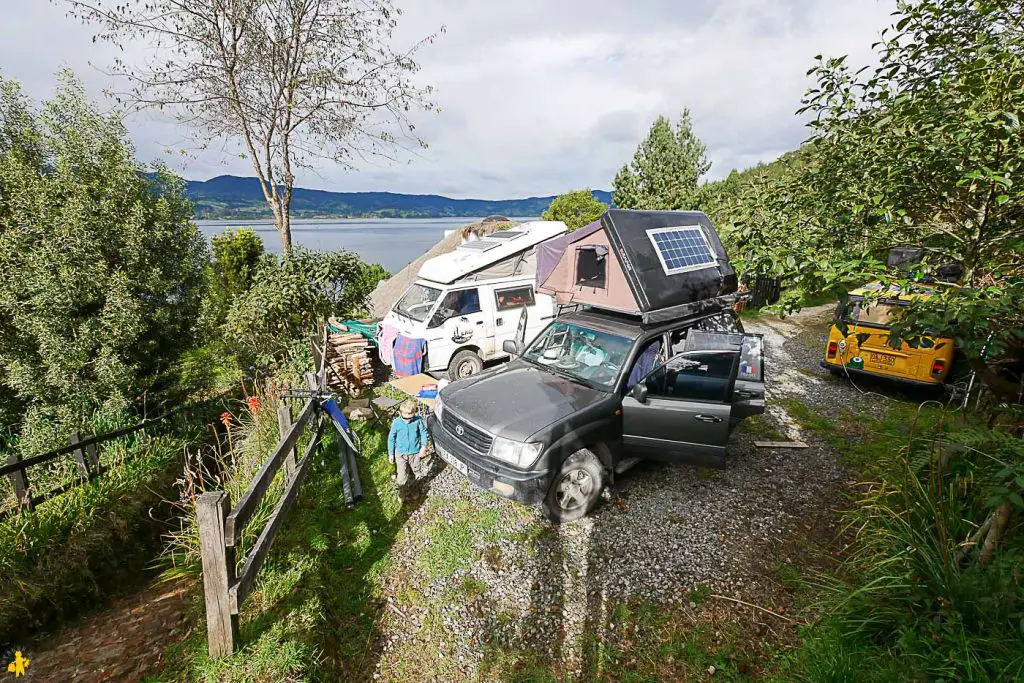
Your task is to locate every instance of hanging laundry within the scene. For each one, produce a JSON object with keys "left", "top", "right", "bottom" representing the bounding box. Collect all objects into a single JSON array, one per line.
[
  {"left": 392, "top": 335, "right": 426, "bottom": 377},
  {"left": 377, "top": 324, "right": 399, "bottom": 367}
]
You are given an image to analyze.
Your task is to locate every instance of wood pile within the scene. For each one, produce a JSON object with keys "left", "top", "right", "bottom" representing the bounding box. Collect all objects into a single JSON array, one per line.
[{"left": 324, "top": 323, "right": 375, "bottom": 394}]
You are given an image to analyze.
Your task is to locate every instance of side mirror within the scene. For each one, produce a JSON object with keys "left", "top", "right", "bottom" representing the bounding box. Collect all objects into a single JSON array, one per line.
[
  {"left": 503, "top": 339, "right": 523, "bottom": 356},
  {"left": 631, "top": 383, "right": 648, "bottom": 403}
]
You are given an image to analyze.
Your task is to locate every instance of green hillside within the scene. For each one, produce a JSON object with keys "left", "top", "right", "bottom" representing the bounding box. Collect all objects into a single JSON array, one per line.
[{"left": 186, "top": 175, "right": 613, "bottom": 219}]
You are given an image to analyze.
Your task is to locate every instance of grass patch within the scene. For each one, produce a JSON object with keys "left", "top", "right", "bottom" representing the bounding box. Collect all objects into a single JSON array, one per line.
[
  {"left": 418, "top": 501, "right": 501, "bottom": 580},
  {"left": 688, "top": 584, "right": 712, "bottom": 605},
  {"left": 776, "top": 396, "right": 836, "bottom": 435},
  {"left": 158, "top": 415, "right": 417, "bottom": 681},
  {"left": 578, "top": 601, "right": 767, "bottom": 681},
  {"left": 459, "top": 576, "right": 488, "bottom": 600},
  {"left": 738, "top": 414, "right": 787, "bottom": 440}
]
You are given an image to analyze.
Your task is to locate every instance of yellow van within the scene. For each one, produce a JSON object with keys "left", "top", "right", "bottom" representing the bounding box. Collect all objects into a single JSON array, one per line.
[{"left": 821, "top": 282, "right": 955, "bottom": 386}]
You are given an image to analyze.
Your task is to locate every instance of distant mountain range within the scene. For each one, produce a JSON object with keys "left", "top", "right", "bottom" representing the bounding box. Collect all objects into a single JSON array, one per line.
[{"left": 182, "top": 175, "right": 613, "bottom": 220}]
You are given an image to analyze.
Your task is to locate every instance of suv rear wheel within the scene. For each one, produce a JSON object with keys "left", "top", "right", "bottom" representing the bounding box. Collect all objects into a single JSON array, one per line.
[{"left": 542, "top": 449, "right": 604, "bottom": 523}]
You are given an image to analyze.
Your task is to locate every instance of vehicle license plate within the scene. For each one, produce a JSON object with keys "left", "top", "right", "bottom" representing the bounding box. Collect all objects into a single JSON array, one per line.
[
  {"left": 435, "top": 443, "right": 468, "bottom": 476},
  {"left": 869, "top": 352, "right": 897, "bottom": 366}
]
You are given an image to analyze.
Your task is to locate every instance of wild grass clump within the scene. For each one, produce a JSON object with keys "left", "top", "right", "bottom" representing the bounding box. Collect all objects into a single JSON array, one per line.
[
  {"left": 789, "top": 406, "right": 1024, "bottom": 680},
  {"left": 161, "top": 382, "right": 306, "bottom": 581}
]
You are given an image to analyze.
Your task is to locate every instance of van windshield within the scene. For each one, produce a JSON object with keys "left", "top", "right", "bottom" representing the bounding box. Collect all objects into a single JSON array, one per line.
[
  {"left": 395, "top": 283, "right": 442, "bottom": 323},
  {"left": 843, "top": 298, "right": 898, "bottom": 328},
  {"left": 522, "top": 321, "right": 634, "bottom": 390}
]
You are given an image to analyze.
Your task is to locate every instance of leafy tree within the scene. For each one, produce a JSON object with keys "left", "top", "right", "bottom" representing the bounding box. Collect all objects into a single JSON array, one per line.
[
  {"left": 613, "top": 110, "right": 711, "bottom": 210},
  {"left": 224, "top": 248, "right": 381, "bottom": 365},
  {"left": 541, "top": 189, "right": 609, "bottom": 231},
  {"left": 800, "top": 0, "right": 1024, "bottom": 286},
  {"left": 799, "top": 0, "right": 1024, "bottom": 399},
  {"left": 65, "top": 0, "right": 440, "bottom": 252},
  {"left": 0, "top": 73, "right": 206, "bottom": 440}
]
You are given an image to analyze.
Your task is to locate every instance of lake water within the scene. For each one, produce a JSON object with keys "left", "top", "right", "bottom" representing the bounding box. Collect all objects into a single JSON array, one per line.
[{"left": 196, "top": 217, "right": 536, "bottom": 273}]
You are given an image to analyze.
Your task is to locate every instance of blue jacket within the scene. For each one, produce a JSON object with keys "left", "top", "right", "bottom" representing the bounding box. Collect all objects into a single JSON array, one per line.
[{"left": 388, "top": 415, "right": 429, "bottom": 457}]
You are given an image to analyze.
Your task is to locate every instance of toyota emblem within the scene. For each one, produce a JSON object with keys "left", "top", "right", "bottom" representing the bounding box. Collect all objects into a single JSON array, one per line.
[{"left": 455, "top": 424, "right": 465, "bottom": 436}]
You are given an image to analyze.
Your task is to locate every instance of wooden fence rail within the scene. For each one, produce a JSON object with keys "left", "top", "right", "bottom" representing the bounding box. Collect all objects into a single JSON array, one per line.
[
  {"left": 197, "top": 349, "right": 362, "bottom": 657},
  {"left": 1, "top": 395, "right": 227, "bottom": 521}
]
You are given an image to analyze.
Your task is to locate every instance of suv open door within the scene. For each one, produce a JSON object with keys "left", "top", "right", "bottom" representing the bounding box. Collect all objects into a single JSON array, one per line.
[{"left": 621, "top": 331, "right": 765, "bottom": 469}]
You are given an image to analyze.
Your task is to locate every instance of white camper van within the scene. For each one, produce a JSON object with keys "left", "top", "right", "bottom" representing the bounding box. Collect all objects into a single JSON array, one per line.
[{"left": 382, "top": 221, "right": 568, "bottom": 379}]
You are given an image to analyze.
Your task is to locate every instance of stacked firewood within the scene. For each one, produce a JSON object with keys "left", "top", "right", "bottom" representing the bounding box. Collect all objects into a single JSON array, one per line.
[{"left": 325, "top": 326, "right": 375, "bottom": 394}]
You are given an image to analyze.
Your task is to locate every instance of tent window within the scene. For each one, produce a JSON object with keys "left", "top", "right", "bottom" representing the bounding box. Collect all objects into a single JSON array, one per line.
[{"left": 575, "top": 246, "right": 608, "bottom": 289}]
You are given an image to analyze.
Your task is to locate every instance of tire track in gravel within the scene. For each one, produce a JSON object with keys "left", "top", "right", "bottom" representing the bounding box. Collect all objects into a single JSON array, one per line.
[{"left": 372, "top": 304, "right": 860, "bottom": 681}]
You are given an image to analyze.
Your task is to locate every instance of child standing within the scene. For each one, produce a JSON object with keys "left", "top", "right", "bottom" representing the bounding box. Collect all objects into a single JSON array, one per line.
[{"left": 388, "top": 400, "right": 429, "bottom": 488}]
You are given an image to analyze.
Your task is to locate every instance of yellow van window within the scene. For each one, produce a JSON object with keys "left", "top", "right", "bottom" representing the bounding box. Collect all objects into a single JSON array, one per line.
[{"left": 845, "top": 301, "right": 897, "bottom": 326}]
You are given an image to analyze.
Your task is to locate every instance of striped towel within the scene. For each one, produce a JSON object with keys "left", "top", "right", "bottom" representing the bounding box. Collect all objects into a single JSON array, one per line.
[{"left": 393, "top": 335, "right": 426, "bottom": 377}]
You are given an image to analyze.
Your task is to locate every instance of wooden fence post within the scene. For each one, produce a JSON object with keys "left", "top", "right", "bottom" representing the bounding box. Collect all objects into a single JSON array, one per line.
[
  {"left": 277, "top": 403, "right": 298, "bottom": 486},
  {"left": 5, "top": 453, "right": 32, "bottom": 511},
  {"left": 86, "top": 441, "right": 100, "bottom": 472},
  {"left": 70, "top": 432, "right": 90, "bottom": 479},
  {"left": 197, "top": 491, "right": 238, "bottom": 657}
]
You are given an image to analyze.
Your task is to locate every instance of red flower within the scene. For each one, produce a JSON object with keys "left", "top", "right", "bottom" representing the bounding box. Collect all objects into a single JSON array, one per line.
[
  {"left": 220, "top": 411, "right": 233, "bottom": 429},
  {"left": 247, "top": 396, "right": 261, "bottom": 414}
]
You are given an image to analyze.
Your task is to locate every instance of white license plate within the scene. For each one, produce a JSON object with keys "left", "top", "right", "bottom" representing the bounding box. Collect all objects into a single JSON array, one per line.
[{"left": 435, "top": 443, "right": 468, "bottom": 476}]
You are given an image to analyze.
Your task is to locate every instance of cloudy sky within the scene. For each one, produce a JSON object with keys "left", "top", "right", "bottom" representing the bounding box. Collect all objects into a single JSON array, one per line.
[{"left": 3, "top": 0, "right": 896, "bottom": 199}]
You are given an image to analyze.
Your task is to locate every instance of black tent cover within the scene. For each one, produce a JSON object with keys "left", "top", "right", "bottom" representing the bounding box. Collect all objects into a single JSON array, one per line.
[{"left": 601, "top": 209, "right": 737, "bottom": 323}]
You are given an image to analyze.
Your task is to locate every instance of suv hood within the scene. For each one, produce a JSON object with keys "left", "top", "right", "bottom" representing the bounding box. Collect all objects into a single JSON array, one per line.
[{"left": 441, "top": 362, "right": 608, "bottom": 442}]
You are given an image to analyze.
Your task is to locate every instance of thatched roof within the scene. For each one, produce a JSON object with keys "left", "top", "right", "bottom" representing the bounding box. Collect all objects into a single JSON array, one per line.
[{"left": 367, "top": 218, "right": 520, "bottom": 319}]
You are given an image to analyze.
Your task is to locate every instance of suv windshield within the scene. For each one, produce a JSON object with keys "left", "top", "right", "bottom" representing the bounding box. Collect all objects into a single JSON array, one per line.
[
  {"left": 522, "top": 321, "right": 633, "bottom": 390},
  {"left": 394, "top": 283, "right": 442, "bottom": 322}
]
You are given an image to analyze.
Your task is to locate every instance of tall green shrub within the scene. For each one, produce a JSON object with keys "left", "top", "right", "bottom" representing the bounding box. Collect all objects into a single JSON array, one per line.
[
  {"left": 0, "top": 72, "right": 206, "bottom": 447},
  {"left": 211, "top": 228, "right": 264, "bottom": 300},
  {"left": 541, "top": 189, "right": 608, "bottom": 231},
  {"left": 224, "top": 247, "right": 382, "bottom": 364},
  {"left": 202, "top": 228, "right": 265, "bottom": 337}
]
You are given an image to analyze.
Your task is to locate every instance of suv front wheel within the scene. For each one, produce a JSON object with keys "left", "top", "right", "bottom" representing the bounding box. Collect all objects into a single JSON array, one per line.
[{"left": 542, "top": 449, "right": 604, "bottom": 523}]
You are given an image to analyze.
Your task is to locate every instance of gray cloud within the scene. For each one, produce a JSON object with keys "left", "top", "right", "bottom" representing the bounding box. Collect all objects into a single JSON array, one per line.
[{"left": 1, "top": 0, "right": 896, "bottom": 198}]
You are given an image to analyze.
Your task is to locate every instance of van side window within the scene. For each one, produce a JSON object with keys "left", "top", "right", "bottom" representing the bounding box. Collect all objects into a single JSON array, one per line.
[
  {"left": 495, "top": 285, "right": 535, "bottom": 311},
  {"left": 428, "top": 288, "right": 481, "bottom": 328},
  {"left": 644, "top": 351, "right": 735, "bottom": 403}
]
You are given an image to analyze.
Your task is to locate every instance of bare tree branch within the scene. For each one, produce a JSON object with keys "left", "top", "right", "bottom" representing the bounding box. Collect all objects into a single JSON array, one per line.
[{"left": 60, "top": 0, "right": 440, "bottom": 250}]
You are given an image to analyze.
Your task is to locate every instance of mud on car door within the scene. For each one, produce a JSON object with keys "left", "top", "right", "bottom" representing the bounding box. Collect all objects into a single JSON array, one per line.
[{"left": 621, "top": 332, "right": 765, "bottom": 469}]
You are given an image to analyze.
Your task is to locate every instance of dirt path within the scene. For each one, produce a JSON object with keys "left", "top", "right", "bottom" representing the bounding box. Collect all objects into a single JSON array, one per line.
[{"left": 24, "top": 579, "right": 192, "bottom": 682}]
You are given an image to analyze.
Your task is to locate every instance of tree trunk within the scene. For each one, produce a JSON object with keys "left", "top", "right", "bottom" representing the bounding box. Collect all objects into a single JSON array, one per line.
[{"left": 276, "top": 209, "right": 292, "bottom": 253}]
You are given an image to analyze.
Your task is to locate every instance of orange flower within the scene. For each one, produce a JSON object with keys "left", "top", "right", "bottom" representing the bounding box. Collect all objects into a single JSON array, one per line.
[
  {"left": 219, "top": 411, "right": 233, "bottom": 429},
  {"left": 247, "top": 396, "right": 261, "bottom": 414}
]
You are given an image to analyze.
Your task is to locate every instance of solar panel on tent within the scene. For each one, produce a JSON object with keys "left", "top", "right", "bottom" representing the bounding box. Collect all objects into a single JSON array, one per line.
[
  {"left": 457, "top": 240, "right": 500, "bottom": 252},
  {"left": 485, "top": 231, "right": 525, "bottom": 240},
  {"left": 647, "top": 226, "right": 717, "bottom": 275}
]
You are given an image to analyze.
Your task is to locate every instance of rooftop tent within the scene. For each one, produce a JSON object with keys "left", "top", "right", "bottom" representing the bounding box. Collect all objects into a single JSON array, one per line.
[
  {"left": 535, "top": 219, "right": 603, "bottom": 285},
  {"left": 536, "top": 209, "right": 738, "bottom": 324}
]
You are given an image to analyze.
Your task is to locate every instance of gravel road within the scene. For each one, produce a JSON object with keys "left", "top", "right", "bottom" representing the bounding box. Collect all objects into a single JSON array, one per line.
[{"left": 373, "top": 305, "right": 864, "bottom": 680}]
